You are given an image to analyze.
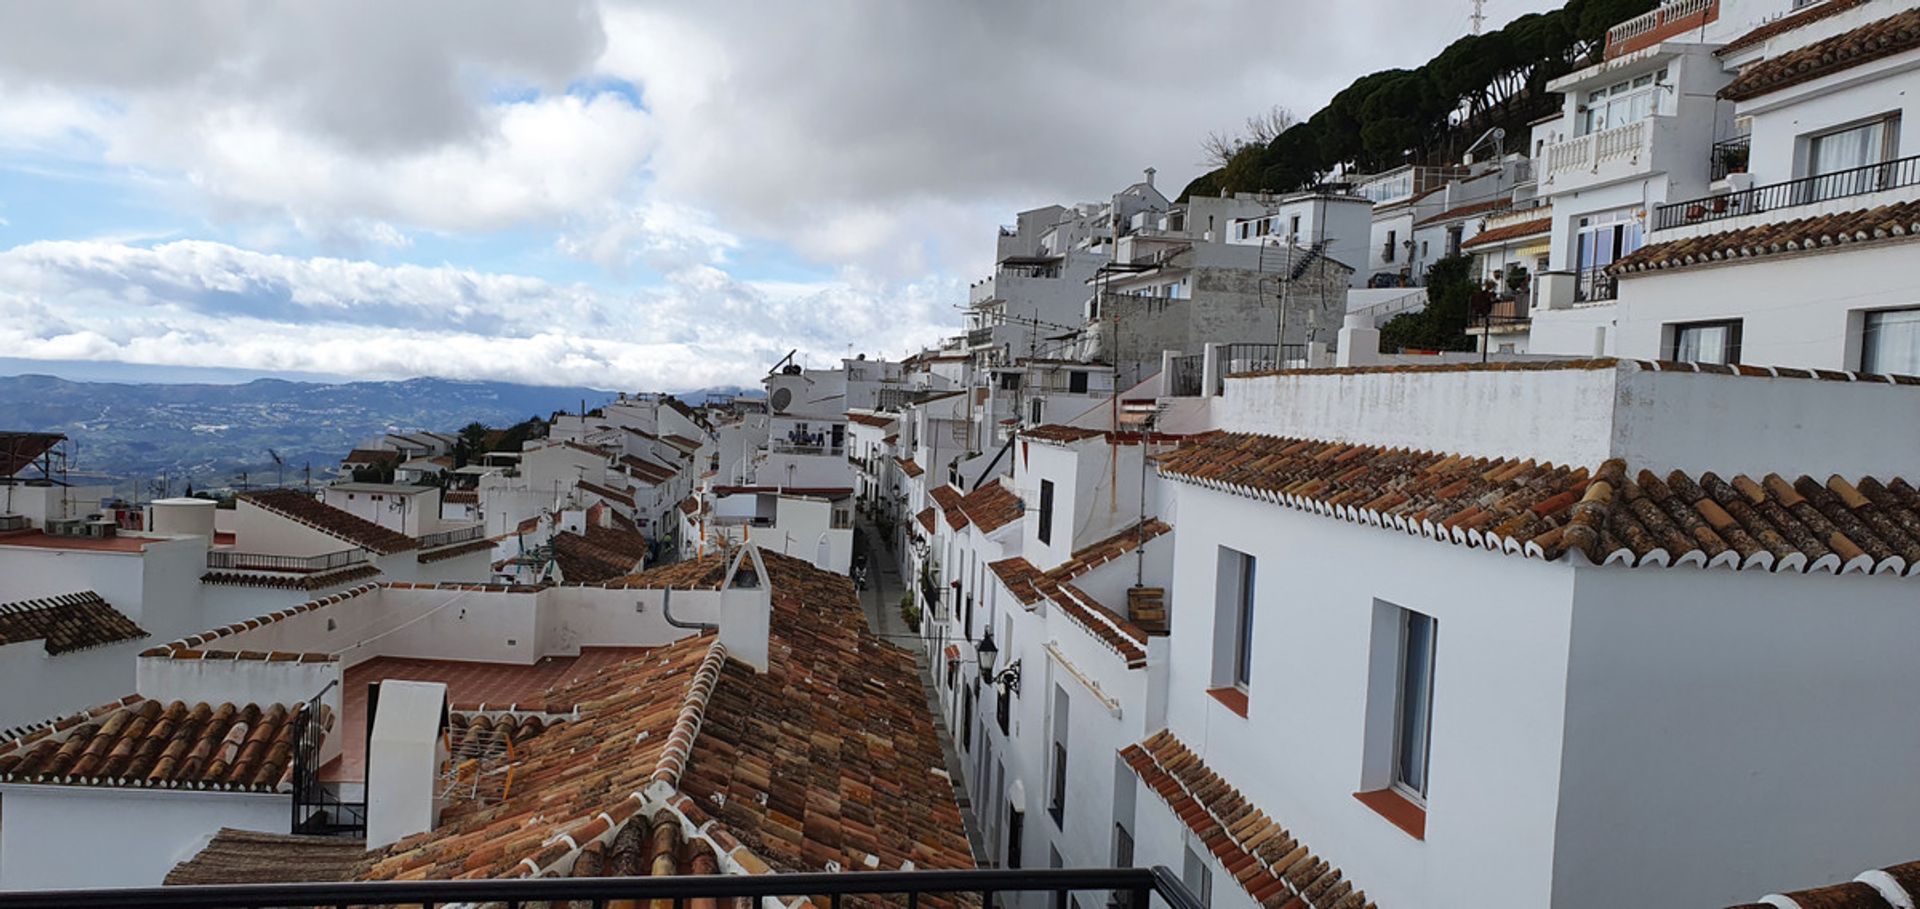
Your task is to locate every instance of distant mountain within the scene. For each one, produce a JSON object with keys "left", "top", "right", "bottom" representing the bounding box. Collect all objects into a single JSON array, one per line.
[{"left": 0, "top": 374, "right": 624, "bottom": 492}]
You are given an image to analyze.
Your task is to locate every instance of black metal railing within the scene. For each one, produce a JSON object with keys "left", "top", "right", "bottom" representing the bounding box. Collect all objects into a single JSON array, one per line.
[
  {"left": 1708, "top": 134, "right": 1750, "bottom": 182},
  {"left": 206, "top": 548, "right": 367, "bottom": 572},
  {"left": 290, "top": 682, "right": 365, "bottom": 838},
  {"left": 0, "top": 866, "right": 1207, "bottom": 909},
  {"left": 968, "top": 326, "right": 995, "bottom": 347},
  {"left": 1575, "top": 265, "right": 1617, "bottom": 303},
  {"left": 1656, "top": 153, "right": 1920, "bottom": 230},
  {"left": 416, "top": 524, "right": 485, "bottom": 549}
]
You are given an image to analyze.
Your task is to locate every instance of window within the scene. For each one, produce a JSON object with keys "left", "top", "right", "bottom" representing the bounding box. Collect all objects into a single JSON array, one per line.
[
  {"left": 1068, "top": 371, "right": 1089, "bottom": 394},
  {"left": 1573, "top": 209, "right": 1643, "bottom": 302},
  {"left": 1669, "top": 319, "right": 1743, "bottom": 365},
  {"left": 1419, "top": 239, "right": 1429, "bottom": 258},
  {"left": 1582, "top": 68, "right": 1668, "bottom": 134},
  {"left": 1049, "top": 683, "right": 1070, "bottom": 826},
  {"left": 1006, "top": 805, "right": 1024, "bottom": 868},
  {"left": 1383, "top": 229, "right": 1397, "bottom": 262},
  {"left": 1030, "top": 398, "right": 1044, "bottom": 424},
  {"left": 1862, "top": 308, "right": 1920, "bottom": 375},
  {"left": 999, "top": 372, "right": 1023, "bottom": 391},
  {"left": 1445, "top": 224, "right": 1463, "bottom": 257},
  {"left": 1181, "top": 845, "right": 1213, "bottom": 909},
  {"left": 1212, "top": 548, "right": 1257, "bottom": 693},
  {"left": 1038, "top": 479, "right": 1055, "bottom": 545},
  {"left": 1394, "top": 610, "right": 1438, "bottom": 801},
  {"left": 996, "top": 680, "right": 1011, "bottom": 735},
  {"left": 962, "top": 687, "right": 974, "bottom": 753},
  {"left": 1807, "top": 115, "right": 1901, "bottom": 200},
  {"left": 1288, "top": 214, "right": 1301, "bottom": 239}
]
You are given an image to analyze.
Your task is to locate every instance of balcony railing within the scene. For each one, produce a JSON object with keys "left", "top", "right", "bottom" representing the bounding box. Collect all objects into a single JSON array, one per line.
[
  {"left": 206, "top": 547, "right": 367, "bottom": 572},
  {"left": 1168, "top": 354, "right": 1204, "bottom": 397},
  {"left": 1655, "top": 153, "right": 1920, "bottom": 230},
  {"left": 416, "top": 523, "right": 485, "bottom": 549},
  {"left": 967, "top": 326, "right": 995, "bottom": 347},
  {"left": 1576, "top": 264, "right": 1618, "bottom": 303},
  {"left": 1708, "top": 134, "right": 1751, "bottom": 182},
  {"left": 0, "top": 867, "right": 1207, "bottom": 909},
  {"left": 1607, "top": 0, "right": 1717, "bottom": 58},
  {"left": 1546, "top": 119, "right": 1651, "bottom": 178},
  {"left": 771, "top": 439, "right": 848, "bottom": 457}
]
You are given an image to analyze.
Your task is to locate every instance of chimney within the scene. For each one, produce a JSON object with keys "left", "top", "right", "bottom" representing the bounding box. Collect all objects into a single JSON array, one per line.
[
  {"left": 1144, "top": 167, "right": 1156, "bottom": 189},
  {"left": 718, "top": 544, "right": 773, "bottom": 672},
  {"left": 365, "top": 680, "right": 448, "bottom": 849}
]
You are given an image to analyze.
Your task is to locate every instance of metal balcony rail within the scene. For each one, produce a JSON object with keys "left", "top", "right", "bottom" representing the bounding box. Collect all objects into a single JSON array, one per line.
[
  {"left": 1575, "top": 264, "right": 1618, "bottom": 303},
  {"left": 967, "top": 326, "right": 995, "bottom": 346},
  {"left": 771, "top": 439, "right": 847, "bottom": 457},
  {"left": 0, "top": 865, "right": 1209, "bottom": 909},
  {"left": 1655, "top": 153, "right": 1920, "bottom": 230},
  {"left": 416, "top": 524, "right": 485, "bottom": 549},
  {"left": 1708, "top": 134, "right": 1751, "bottom": 182},
  {"left": 206, "top": 547, "right": 367, "bottom": 572}
]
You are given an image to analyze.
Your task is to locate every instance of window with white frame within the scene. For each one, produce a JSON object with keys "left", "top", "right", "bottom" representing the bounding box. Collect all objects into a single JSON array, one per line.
[
  {"left": 1393, "top": 609, "right": 1438, "bottom": 801},
  {"left": 1582, "top": 68, "right": 1668, "bottom": 135},
  {"left": 1862, "top": 308, "right": 1920, "bottom": 375},
  {"left": 1181, "top": 844, "right": 1213, "bottom": 908},
  {"left": 1808, "top": 115, "right": 1898, "bottom": 178},
  {"left": 1212, "top": 547, "right": 1257, "bottom": 691}
]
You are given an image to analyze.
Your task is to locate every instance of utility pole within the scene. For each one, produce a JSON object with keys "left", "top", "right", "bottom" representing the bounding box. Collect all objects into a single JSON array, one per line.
[{"left": 1470, "top": 0, "right": 1486, "bottom": 35}]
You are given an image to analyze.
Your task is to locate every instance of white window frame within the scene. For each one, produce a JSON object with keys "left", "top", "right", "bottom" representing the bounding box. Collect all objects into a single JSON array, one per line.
[{"left": 1391, "top": 609, "right": 1438, "bottom": 803}]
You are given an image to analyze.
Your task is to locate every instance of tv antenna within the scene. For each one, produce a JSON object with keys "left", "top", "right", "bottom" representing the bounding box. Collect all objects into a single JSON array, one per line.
[{"left": 1470, "top": 0, "right": 1486, "bottom": 34}]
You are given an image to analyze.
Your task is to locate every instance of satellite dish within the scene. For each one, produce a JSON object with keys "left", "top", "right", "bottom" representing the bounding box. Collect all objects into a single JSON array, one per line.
[{"left": 770, "top": 387, "right": 793, "bottom": 413}]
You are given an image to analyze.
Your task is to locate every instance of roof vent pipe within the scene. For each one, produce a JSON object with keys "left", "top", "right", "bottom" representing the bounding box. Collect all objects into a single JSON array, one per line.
[{"left": 661, "top": 587, "right": 717, "bottom": 631}]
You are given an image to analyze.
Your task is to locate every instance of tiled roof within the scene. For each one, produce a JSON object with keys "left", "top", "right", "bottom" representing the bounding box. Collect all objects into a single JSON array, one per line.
[
  {"left": 1414, "top": 197, "right": 1510, "bottom": 228},
  {"left": 1023, "top": 424, "right": 1107, "bottom": 444},
  {"left": 167, "top": 828, "right": 368, "bottom": 885},
  {"left": 1157, "top": 432, "right": 1920, "bottom": 577},
  {"left": 1460, "top": 215, "right": 1552, "bottom": 249},
  {"left": 916, "top": 507, "right": 937, "bottom": 534},
  {"left": 442, "top": 489, "right": 478, "bottom": 505},
  {"left": 0, "top": 591, "right": 147, "bottom": 654},
  {"left": 577, "top": 479, "right": 637, "bottom": 508},
  {"left": 417, "top": 538, "right": 493, "bottom": 564},
  {"left": 0, "top": 696, "right": 325, "bottom": 792},
  {"left": 1719, "top": 0, "right": 1870, "bottom": 54},
  {"left": 896, "top": 456, "right": 924, "bottom": 478},
  {"left": 363, "top": 550, "right": 972, "bottom": 882},
  {"left": 1721, "top": 7, "right": 1920, "bottom": 101},
  {"left": 989, "top": 518, "right": 1175, "bottom": 608},
  {"left": 342, "top": 448, "right": 401, "bottom": 466},
  {"left": 930, "top": 485, "right": 967, "bottom": 529},
  {"left": 242, "top": 489, "right": 418, "bottom": 555},
  {"left": 551, "top": 525, "right": 650, "bottom": 584},
  {"left": 1720, "top": 857, "right": 1920, "bottom": 908},
  {"left": 1612, "top": 199, "right": 1920, "bottom": 276},
  {"left": 0, "top": 431, "right": 64, "bottom": 478},
  {"left": 623, "top": 455, "right": 678, "bottom": 484},
  {"left": 200, "top": 562, "right": 383, "bottom": 590},
  {"left": 608, "top": 556, "right": 732, "bottom": 590},
  {"left": 679, "top": 495, "right": 700, "bottom": 515},
  {"left": 1123, "top": 731, "right": 1372, "bottom": 909},
  {"left": 1046, "top": 582, "right": 1148, "bottom": 666},
  {"left": 662, "top": 434, "right": 702, "bottom": 453},
  {"left": 846, "top": 412, "right": 896, "bottom": 428},
  {"left": 955, "top": 481, "right": 1023, "bottom": 534}
]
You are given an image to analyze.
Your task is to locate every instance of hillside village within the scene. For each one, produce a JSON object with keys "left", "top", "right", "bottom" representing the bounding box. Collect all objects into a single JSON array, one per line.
[{"left": 4, "top": 1, "right": 1920, "bottom": 907}]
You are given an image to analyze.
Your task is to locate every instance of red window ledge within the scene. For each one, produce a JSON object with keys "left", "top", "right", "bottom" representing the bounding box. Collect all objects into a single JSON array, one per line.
[
  {"left": 1206, "top": 686, "right": 1249, "bottom": 718},
  {"left": 1354, "top": 788, "right": 1426, "bottom": 840}
]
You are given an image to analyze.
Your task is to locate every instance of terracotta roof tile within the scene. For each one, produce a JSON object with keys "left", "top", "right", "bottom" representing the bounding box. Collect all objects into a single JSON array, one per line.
[
  {"left": 930, "top": 485, "right": 967, "bottom": 529},
  {"left": 551, "top": 525, "right": 651, "bottom": 583},
  {"left": 442, "top": 489, "right": 478, "bottom": 505},
  {"left": 0, "top": 591, "right": 147, "bottom": 654},
  {"left": 896, "top": 457, "right": 924, "bottom": 478},
  {"left": 1022, "top": 424, "right": 1108, "bottom": 444},
  {"left": 1414, "top": 196, "right": 1510, "bottom": 228},
  {"left": 417, "top": 538, "right": 493, "bottom": 564},
  {"left": 0, "top": 696, "right": 324, "bottom": 792},
  {"left": 1158, "top": 432, "right": 1920, "bottom": 578},
  {"left": 955, "top": 481, "right": 1024, "bottom": 534},
  {"left": 1460, "top": 215, "right": 1552, "bottom": 249},
  {"left": 166, "top": 828, "right": 367, "bottom": 885},
  {"left": 1719, "top": 0, "right": 1871, "bottom": 55},
  {"left": 1613, "top": 199, "right": 1920, "bottom": 276},
  {"left": 242, "top": 489, "right": 418, "bottom": 555},
  {"left": 578, "top": 479, "right": 638, "bottom": 508},
  {"left": 342, "top": 448, "right": 401, "bottom": 467},
  {"left": 200, "top": 563, "right": 383, "bottom": 590},
  {"left": 916, "top": 507, "right": 937, "bottom": 534},
  {"left": 845, "top": 412, "right": 897, "bottom": 428},
  {"left": 362, "top": 549, "right": 971, "bottom": 883},
  {"left": 1720, "top": 856, "right": 1920, "bottom": 908},
  {"left": 1123, "top": 730, "right": 1369, "bottom": 909},
  {"left": 0, "top": 431, "right": 64, "bottom": 478},
  {"left": 1721, "top": 7, "right": 1920, "bottom": 101}
]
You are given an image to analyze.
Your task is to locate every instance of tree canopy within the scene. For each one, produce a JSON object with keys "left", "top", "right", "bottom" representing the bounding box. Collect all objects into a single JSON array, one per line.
[{"left": 1180, "top": 0, "right": 1655, "bottom": 200}]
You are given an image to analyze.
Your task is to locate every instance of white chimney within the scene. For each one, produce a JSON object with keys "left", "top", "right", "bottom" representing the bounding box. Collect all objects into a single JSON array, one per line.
[
  {"left": 365, "top": 680, "right": 448, "bottom": 849},
  {"left": 1144, "top": 167, "right": 1156, "bottom": 188},
  {"left": 719, "top": 544, "right": 774, "bottom": 672}
]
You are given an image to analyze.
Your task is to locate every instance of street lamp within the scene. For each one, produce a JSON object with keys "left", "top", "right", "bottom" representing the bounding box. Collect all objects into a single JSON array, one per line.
[{"left": 974, "top": 629, "right": 1022, "bottom": 694}]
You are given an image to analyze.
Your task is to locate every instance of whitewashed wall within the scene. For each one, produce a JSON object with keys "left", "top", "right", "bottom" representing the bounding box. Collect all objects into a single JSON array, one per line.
[{"left": 0, "top": 785, "right": 287, "bottom": 890}]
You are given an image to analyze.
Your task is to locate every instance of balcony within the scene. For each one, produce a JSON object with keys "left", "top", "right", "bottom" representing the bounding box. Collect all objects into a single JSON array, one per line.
[
  {"left": 967, "top": 326, "right": 995, "bottom": 347},
  {"left": 1467, "top": 296, "right": 1533, "bottom": 334},
  {"left": 207, "top": 547, "right": 368, "bottom": 572},
  {"left": 770, "top": 438, "right": 847, "bottom": 457},
  {"left": 416, "top": 523, "right": 485, "bottom": 549},
  {"left": 1541, "top": 117, "right": 1666, "bottom": 195},
  {"left": 0, "top": 866, "right": 1208, "bottom": 909},
  {"left": 1655, "top": 153, "right": 1920, "bottom": 231},
  {"left": 1606, "top": 0, "right": 1717, "bottom": 59},
  {"left": 1575, "top": 265, "right": 1618, "bottom": 304}
]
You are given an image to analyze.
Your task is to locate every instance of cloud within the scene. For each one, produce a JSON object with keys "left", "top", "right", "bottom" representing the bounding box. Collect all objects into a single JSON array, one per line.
[{"left": 0, "top": 239, "right": 958, "bottom": 389}]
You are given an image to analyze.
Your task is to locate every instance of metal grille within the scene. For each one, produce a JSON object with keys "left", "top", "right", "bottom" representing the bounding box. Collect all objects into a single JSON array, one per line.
[{"left": 290, "top": 682, "right": 365, "bottom": 838}]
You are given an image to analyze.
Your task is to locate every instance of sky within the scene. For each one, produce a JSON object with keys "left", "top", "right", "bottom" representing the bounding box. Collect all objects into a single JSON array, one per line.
[{"left": 0, "top": 0, "right": 1561, "bottom": 391}]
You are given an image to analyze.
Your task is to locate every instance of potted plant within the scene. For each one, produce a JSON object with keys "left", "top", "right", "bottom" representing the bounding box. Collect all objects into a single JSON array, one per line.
[{"left": 1715, "top": 142, "right": 1749, "bottom": 176}]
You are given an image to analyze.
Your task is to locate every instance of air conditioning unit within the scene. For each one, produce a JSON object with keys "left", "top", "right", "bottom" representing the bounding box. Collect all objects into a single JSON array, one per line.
[
  {"left": 44, "top": 516, "right": 116, "bottom": 539},
  {"left": 0, "top": 514, "right": 28, "bottom": 532}
]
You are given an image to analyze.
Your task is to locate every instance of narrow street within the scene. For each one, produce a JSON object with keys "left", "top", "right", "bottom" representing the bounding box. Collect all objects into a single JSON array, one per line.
[{"left": 855, "top": 522, "right": 988, "bottom": 864}]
